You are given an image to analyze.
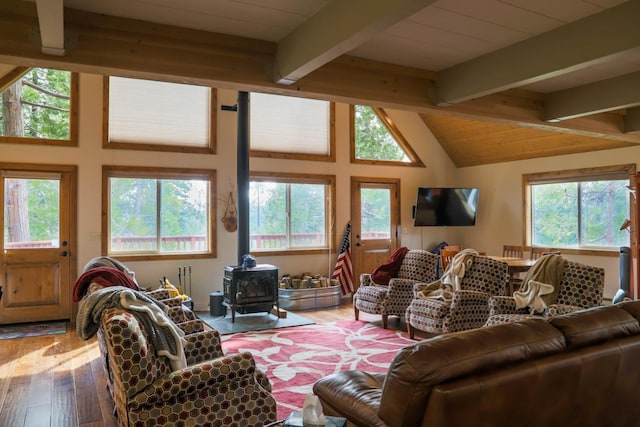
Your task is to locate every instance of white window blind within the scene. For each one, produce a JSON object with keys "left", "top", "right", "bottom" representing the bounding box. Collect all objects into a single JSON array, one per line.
[
  {"left": 250, "top": 93, "right": 330, "bottom": 155},
  {"left": 108, "top": 77, "right": 210, "bottom": 147}
]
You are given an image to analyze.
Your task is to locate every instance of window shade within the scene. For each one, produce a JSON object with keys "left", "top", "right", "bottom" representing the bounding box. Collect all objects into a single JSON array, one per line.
[
  {"left": 108, "top": 77, "right": 210, "bottom": 146},
  {"left": 250, "top": 93, "right": 330, "bottom": 155}
]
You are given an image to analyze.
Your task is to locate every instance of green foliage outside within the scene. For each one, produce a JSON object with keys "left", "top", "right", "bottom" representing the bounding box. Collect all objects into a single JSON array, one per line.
[
  {"left": 109, "top": 177, "right": 208, "bottom": 252},
  {"left": 360, "top": 188, "right": 390, "bottom": 237},
  {"left": 249, "top": 181, "right": 326, "bottom": 248},
  {"left": 28, "top": 179, "right": 60, "bottom": 242},
  {"left": 532, "top": 180, "right": 630, "bottom": 248},
  {"left": 354, "top": 105, "right": 408, "bottom": 162},
  {"left": 0, "top": 68, "right": 71, "bottom": 139}
]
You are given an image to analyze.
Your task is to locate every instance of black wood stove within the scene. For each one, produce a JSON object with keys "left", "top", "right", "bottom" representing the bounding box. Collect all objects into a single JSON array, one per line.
[{"left": 223, "top": 264, "right": 279, "bottom": 322}]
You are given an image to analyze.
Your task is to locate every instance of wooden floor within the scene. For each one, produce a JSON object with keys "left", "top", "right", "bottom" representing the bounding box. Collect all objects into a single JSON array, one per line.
[{"left": 0, "top": 300, "right": 419, "bottom": 427}]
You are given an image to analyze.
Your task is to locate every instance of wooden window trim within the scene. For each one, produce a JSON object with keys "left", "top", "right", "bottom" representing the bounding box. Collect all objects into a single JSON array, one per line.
[
  {"left": 350, "top": 105, "right": 425, "bottom": 167},
  {"left": 0, "top": 69, "right": 79, "bottom": 147},
  {"left": 522, "top": 163, "right": 636, "bottom": 257},
  {"left": 102, "top": 77, "right": 217, "bottom": 154},
  {"left": 249, "top": 171, "right": 336, "bottom": 256},
  {"left": 102, "top": 165, "right": 217, "bottom": 261},
  {"left": 250, "top": 103, "right": 336, "bottom": 162}
]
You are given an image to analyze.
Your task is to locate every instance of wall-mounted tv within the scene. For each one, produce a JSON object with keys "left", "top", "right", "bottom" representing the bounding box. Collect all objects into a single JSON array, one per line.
[{"left": 413, "top": 187, "right": 479, "bottom": 226}]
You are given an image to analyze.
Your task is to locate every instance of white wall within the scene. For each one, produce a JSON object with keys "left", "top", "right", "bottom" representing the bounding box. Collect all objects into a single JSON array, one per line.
[{"left": 2, "top": 73, "right": 634, "bottom": 308}]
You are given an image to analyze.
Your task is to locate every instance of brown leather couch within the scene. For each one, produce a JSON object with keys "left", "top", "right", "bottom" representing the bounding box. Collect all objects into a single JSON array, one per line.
[{"left": 313, "top": 300, "right": 640, "bottom": 427}]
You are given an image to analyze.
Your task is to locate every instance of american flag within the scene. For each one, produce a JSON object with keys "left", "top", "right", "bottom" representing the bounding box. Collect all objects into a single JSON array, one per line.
[{"left": 332, "top": 222, "right": 353, "bottom": 295}]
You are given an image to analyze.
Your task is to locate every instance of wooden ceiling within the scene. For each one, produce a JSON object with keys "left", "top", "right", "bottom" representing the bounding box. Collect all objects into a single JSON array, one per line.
[{"left": 1, "top": 0, "right": 640, "bottom": 166}]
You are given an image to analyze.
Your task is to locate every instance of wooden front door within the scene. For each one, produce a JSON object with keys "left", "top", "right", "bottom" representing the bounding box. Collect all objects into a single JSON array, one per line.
[
  {"left": 0, "top": 164, "right": 77, "bottom": 324},
  {"left": 351, "top": 177, "right": 400, "bottom": 291}
]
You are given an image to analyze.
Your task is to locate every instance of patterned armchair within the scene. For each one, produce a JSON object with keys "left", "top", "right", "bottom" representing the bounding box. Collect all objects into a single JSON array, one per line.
[
  {"left": 485, "top": 260, "right": 604, "bottom": 326},
  {"left": 406, "top": 255, "right": 509, "bottom": 337},
  {"left": 354, "top": 249, "right": 440, "bottom": 329},
  {"left": 101, "top": 306, "right": 277, "bottom": 427}
]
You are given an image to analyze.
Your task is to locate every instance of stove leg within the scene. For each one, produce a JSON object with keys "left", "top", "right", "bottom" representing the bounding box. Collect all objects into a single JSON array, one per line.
[{"left": 231, "top": 307, "right": 236, "bottom": 323}]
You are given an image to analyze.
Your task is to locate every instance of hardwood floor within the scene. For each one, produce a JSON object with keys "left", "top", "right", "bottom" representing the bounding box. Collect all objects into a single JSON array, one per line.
[{"left": 0, "top": 300, "right": 416, "bottom": 427}]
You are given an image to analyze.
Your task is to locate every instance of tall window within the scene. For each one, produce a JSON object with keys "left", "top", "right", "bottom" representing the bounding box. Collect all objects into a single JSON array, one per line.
[
  {"left": 249, "top": 173, "right": 335, "bottom": 255},
  {"left": 524, "top": 164, "right": 634, "bottom": 253},
  {"left": 0, "top": 67, "right": 78, "bottom": 146},
  {"left": 103, "top": 166, "right": 216, "bottom": 260},
  {"left": 249, "top": 92, "right": 335, "bottom": 161},
  {"left": 103, "top": 76, "right": 216, "bottom": 153},
  {"left": 350, "top": 105, "right": 424, "bottom": 167}
]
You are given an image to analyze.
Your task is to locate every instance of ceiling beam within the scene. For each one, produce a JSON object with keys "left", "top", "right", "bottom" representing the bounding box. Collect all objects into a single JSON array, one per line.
[
  {"left": 1, "top": 0, "right": 640, "bottom": 145},
  {"left": 545, "top": 71, "right": 640, "bottom": 122},
  {"left": 34, "top": 0, "right": 65, "bottom": 56},
  {"left": 272, "top": 0, "right": 436, "bottom": 84},
  {"left": 625, "top": 108, "right": 640, "bottom": 134},
  {"left": 430, "top": 0, "right": 640, "bottom": 106}
]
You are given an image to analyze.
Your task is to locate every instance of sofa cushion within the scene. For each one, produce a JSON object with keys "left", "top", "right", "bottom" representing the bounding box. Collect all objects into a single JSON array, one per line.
[{"left": 551, "top": 304, "right": 640, "bottom": 350}]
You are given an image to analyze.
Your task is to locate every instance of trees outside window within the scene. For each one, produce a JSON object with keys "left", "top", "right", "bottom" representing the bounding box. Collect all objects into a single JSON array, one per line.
[
  {"left": 249, "top": 173, "right": 335, "bottom": 255},
  {"left": 525, "top": 165, "right": 634, "bottom": 252},
  {"left": 104, "top": 166, "right": 216, "bottom": 260},
  {"left": 1, "top": 67, "right": 76, "bottom": 144}
]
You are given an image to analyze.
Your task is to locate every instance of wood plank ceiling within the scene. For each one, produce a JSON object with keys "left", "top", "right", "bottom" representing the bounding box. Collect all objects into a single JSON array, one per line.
[{"left": 1, "top": 0, "right": 640, "bottom": 167}]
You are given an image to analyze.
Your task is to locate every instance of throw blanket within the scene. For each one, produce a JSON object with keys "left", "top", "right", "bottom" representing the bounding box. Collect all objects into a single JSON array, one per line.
[
  {"left": 82, "top": 256, "right": 138, "bottom": 285},
  {"left": 76, "top": 286, "right": 187, "bottom": 371},
  {"left": 73, "top": 266, "right": 139, "bottom": 302},
  {"left": 371, "top": 246, "right": 409, "bottom": 285},
  {"left": 514, "top": 254, "right": 566, "bottom": 314},
  {"left": 417, "top": 249, "right": 479, "bottom": 301}
]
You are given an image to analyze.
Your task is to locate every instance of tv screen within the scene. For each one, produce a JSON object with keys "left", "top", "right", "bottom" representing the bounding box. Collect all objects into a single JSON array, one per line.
[{"left": 413, "top": 187, "right": 479, "bottom": 226}]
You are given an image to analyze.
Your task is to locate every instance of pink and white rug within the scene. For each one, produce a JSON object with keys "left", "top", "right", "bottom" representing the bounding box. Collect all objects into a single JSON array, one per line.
[{"left": 221, "top": 319, "right": 414, "bottom": 420}]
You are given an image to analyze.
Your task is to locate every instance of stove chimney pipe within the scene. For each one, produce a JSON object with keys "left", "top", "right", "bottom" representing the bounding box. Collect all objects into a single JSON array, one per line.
[{"left": 236, "top": 91, "right": 250, "bottom": 265}]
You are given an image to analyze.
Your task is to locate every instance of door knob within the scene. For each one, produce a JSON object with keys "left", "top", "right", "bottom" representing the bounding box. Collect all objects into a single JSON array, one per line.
[
  {"left": 60, "top": 251, "right": 68, "bottom": 256},
  {"left": 356, "top": 242, "right": 365, "bottom": 247}
]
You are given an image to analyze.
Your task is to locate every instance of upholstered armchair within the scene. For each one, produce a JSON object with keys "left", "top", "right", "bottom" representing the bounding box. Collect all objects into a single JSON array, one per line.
[
  {"left": 101, "top": 306, "right": 277, "bottom": 427},
  {"left": 406, "top": 255, "right": 509, "bottom": 337},
  {"left": 485, "top": 259, "right": 604, "bottom": 326},
  {"left": 354, "top": 249, "right": 440, "bottom": 329}
]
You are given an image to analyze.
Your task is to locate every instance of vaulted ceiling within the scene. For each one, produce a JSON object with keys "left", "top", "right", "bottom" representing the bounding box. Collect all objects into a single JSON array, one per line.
[{"left": 1, "top": 0, "right": 640, "bottom": 166}]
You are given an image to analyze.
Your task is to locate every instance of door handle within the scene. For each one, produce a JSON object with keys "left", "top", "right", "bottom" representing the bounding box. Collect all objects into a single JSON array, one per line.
[
  {"left": 60, "top": 251, "right": 68, "bottom": 257},
  {"left": 356, "top": 242, "right": 365, "bottom": 247}
]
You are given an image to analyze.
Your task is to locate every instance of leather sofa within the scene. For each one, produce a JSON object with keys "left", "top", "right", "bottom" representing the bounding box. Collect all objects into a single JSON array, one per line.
[{"left": 313, "top": 300, "right": 640, "bottom": 427}]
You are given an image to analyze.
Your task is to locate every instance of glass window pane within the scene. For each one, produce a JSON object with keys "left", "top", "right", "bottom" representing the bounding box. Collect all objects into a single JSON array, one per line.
[
  {"left": 4, "top": 178, "right": 59, "bottom": 248},
  {"left": 291, "top": 183, "right": 326, "bottom": 247},
  {"left": 360, "top": 188, "right": 390, "bottom": 240},
  {"left": 110, "top": 177, "right": 158, "bottom": 252},
  {"left": 580, "top": 180, "right": 630, "bottom": 247},
  {"left": 250, "top": 181, "right": 287, "bottom": 249},
  {"left": 160, "top": 179, "right": 208, "bottom": 252},
  {"left": 354, "top": 105, "right": 409, "bottom": 162},
  {"left": 532, "top": 183, "right": 578, "bottom": 246},
  {"left": 0, "top": 68, "right": 71, "bottom": 140}
]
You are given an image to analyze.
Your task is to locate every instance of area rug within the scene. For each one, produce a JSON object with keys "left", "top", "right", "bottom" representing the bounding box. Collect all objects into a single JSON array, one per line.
[
  {"left": 221, "top": 319, "right": 414, "bottom": 420},
  {"left": 0, "top": 321, "right": 67, "bottom": 340},
  {"left": 198, "top": 310, "right": 315, "bottom": 335}
]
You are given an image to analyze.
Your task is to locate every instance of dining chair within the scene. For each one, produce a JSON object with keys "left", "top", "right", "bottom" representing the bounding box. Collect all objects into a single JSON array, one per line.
[
  {"left": 503, "top": 245, "right": 524, "bottom": 293},
  {"left": 440, "top": 248, "right": 461, "bottom": 272},
  {"left": 530, "top": 247, "right": 561, "bottom": 260}
]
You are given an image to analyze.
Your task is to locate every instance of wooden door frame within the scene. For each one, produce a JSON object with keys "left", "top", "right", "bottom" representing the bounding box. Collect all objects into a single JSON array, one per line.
[
  {"left": 350, "top": 176, "right": 401, "bottom": 284},
  {"left": 0, "top": 162, "right": 78, "bottom": 321}
]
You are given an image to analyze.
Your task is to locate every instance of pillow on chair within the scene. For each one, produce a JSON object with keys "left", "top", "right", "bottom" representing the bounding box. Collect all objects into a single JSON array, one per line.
[{"left": 371, "top": 247, "right": 409, "bottom": 285}]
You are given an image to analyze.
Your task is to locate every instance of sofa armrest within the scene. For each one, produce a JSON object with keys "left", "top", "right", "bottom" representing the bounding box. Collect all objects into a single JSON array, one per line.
[
  {"left": 546, "top": 304, "right": 584, "bottom": 319},
  {"left": 130, "top": 352, "right": 264, "bottom": 410},
  {"left": 176, "top": 319, "right": 205, "bottom": 335},
  {"left": 183, "top": 329, "right": 224, "bottom": 365},
  {"left": 488, "top": 295, "right": 519, "bottom": 315},
  {"left": 145, "top": 288, "right": 172, "bottom": 300}
]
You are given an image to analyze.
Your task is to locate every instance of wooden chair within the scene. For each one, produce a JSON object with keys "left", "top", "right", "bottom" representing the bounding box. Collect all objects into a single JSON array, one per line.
[
  {"left": 440, "top": 248, "right": 461, "bottom": 272},
  {"left": 530, "top": 247, "right": 561, "bottom": 260},
  {"left": 503, "top": 245, "right": 524, "bottom": 293}
]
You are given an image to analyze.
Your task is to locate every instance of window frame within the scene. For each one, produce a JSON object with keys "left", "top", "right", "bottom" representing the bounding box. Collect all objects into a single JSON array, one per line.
[
  {"left": 350, "top": 104, "right": 424, "bottom": 167},
  {"left": 522, "top": 163, "right": 636, "bottom": 257},
  {"left": 249, "top": 95, "right": 336, "bottom": 162},
  {"left": 0, "top": 67, "right": 79, "bottom": 147},
  {"left": 102, "top": 165, "right": 217, "bottom": 261},
  {"left": 102, "top": 76, "right": 217, "bottom": 154},
  {"left": 249, "top": 171, "right": 336, "bottom": 256}
]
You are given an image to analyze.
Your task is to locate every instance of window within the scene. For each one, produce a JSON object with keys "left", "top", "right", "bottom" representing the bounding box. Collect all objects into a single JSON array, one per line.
[
  {"left": 0, "top": 67, "right": 78, "bottom": 146},
  {"left": 249, "top": 92, "right": 335, "bottom": 161},
  {"left": 249, "top": 172, "right": 335, "bottom": 255},
  {"left": 103, "top": 76, "right": 216, "bottom": 153},
  {"left": 350, "top": 105, "right": 424, "bottom": 167},
  {"left": 103, "top": 166, "right": 216, "bottom": 260},
  {"left": 524, "top": 164, "right": 635, "bottom": 254}
]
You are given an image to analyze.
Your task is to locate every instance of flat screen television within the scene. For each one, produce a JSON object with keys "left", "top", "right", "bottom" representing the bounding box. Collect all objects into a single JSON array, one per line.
[{"left": 413, "top": 187, "right": 479, "bottom": 226}]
